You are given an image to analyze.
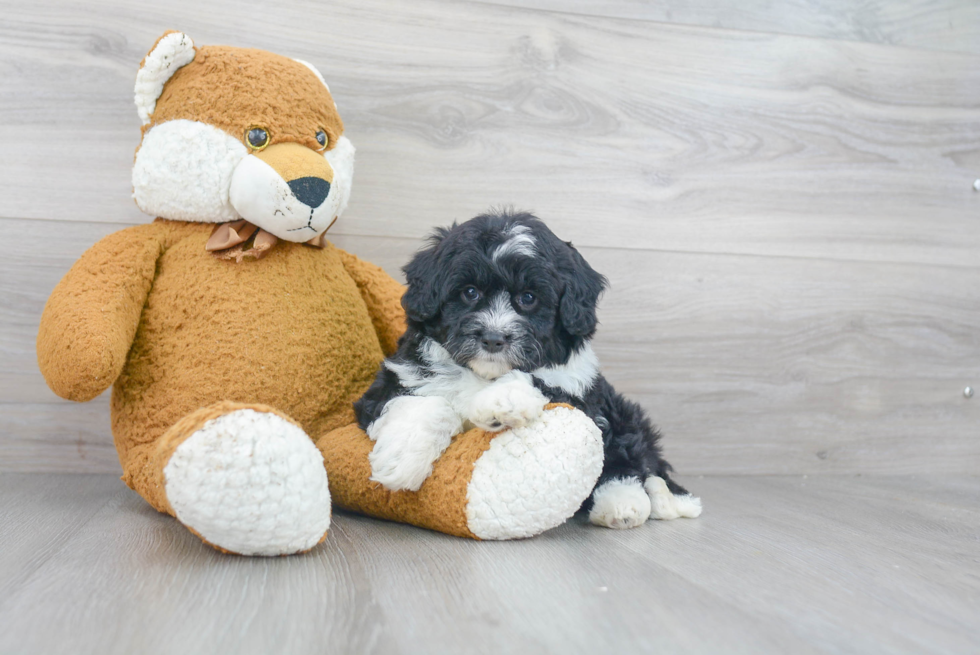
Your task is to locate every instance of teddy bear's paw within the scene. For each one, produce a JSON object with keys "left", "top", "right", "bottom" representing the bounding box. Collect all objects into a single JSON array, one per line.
[
  {"left": 367, "top": 395, "right": 463, "bottom": 492},
  {"left": 466, "top": 405, "right": 604, "bottom": 539},
  {"left": 645, "top": 476, "right": 703, "bottom": 520},
  {"left": 164, "top": 409, "right": 332, "bottom": 555},
  {"left": 467, "top": 371, "right": 548, "bottom": 432},
  {"left": 588, "top": 478, "right": 652, "bottom": 529}
]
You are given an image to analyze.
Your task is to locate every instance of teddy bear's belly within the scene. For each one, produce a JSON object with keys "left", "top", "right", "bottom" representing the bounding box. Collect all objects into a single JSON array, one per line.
[{"left": 110, "top": 237, "right": 385, "bottom": 449}]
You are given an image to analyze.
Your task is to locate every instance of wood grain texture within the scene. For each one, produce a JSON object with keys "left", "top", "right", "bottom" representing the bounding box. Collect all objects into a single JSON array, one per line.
[
  {"left": 1, "top": 0, "right": 979, "bottom": 266},
  {"left": 4, "top": 219, "right": 978, "bottom": 475},
  {"left": 3, "top": 0, "right": 980, "bottom": 475},
  {"left": 0, "top": 473, "right": 119, "bottom": 598},
  {"left": 0, "top": 473, "right": 978, "bottom": 654},
  {"left": 476, "top": 0, "right": 980, "bottom": 56}
]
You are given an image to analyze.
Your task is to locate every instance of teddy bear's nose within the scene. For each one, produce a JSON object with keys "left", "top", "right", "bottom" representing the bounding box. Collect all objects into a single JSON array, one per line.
[{"left": 288, "top": 177, "right": 331, "bottom": 208}]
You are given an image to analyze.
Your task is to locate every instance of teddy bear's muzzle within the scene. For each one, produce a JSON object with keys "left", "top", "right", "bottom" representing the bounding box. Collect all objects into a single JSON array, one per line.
[
  {"left": 287, "top": 177, "right": 331, "bottom": 208},
  {"left": 228, "top": 142, "right": 339, "bottom": 242}
]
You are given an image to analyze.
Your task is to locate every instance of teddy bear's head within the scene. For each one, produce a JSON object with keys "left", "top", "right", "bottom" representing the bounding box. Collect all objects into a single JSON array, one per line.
[{"left": 132, "top": 31, "right": 354, "bottom": 242}]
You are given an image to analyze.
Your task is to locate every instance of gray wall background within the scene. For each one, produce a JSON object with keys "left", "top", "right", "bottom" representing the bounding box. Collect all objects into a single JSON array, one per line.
[{"left": 2, "top": 0, "right": 978, "bottom": 475}]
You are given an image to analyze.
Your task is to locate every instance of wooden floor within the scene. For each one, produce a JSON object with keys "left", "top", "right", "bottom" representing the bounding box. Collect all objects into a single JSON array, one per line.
[{"left": 1, "top": 472, "right": 977, "bottom": 654}]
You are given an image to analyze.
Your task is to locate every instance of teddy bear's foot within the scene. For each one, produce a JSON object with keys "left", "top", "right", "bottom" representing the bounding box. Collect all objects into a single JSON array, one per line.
[
  {"left": 465, "top": 404, "right": 603, "bottom": 539},
  {"left": 163, "top": 406, "right": 332, "bottom": 555},
  {"left": 318, "top": 403, "right": 603, "bottom": 540}
]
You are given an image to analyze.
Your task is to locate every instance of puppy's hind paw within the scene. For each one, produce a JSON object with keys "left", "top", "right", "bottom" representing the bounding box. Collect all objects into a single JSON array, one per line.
[
  {"left": 588, "top": 478, "right": 652, "bottom": 529},
  {"left": 645, "top": 476, "right": 702, "bottom": 520}
]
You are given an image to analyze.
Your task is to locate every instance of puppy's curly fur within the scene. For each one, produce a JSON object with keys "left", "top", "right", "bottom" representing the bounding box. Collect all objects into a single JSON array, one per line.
[{"left": 356, "top": 210, "right": 701, "bottom": 527}]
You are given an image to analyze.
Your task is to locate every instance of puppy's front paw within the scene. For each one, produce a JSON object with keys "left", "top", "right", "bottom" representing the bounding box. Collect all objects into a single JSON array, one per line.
[
  {"left": 589, "top": 478, "right": 652, "bottom": 529},
  {"left": 468, "top": 372, "right": 548, "bottom": 432},
  {"left": 367, "top": 396, "right": 462, "bottom": 492},
  {"left": 368, "top": 439, "right": 431, "bottom": 492}
]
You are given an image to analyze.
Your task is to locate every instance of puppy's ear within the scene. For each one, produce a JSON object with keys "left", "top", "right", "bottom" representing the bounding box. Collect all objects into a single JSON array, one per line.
[
  {"left": 559, "top": 244, "right": 608, "bottom": 337},
  {"left": 401, "top": 228, "right": 451, "bottom": 323}
]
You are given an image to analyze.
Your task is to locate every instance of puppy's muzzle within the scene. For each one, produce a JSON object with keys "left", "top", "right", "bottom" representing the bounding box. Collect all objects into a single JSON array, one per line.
[{"left": 480, "top": 330, "right": 510, "bottom": 354}]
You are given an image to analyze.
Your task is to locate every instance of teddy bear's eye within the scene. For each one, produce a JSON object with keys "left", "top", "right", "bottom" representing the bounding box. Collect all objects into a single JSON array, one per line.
[
  {"left": 245, "top": 127, "right": 270, "bottom": 150},
  {"left": 315, "top": 130, "right": 328, "bottom": 150}
]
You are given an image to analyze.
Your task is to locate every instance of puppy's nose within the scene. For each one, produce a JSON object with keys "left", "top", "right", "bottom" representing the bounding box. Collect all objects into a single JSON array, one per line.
[
  {"left": 480, "top": 331, "right": 509, "bottom": 353},
  {"left": 288, "top": 177, "right": 331, "bottom": 208}
]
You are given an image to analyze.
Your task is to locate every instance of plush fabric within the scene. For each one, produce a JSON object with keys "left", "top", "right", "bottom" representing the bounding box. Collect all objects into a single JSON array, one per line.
[
  {"left": 319, "top": 402, "right": 591, "bottom": 539},
  {"left": 145, "top": 45, "right": 343, "bottom": 153},
  {"left": 38, "top": 219, "right": 399, "bottom": 497}
]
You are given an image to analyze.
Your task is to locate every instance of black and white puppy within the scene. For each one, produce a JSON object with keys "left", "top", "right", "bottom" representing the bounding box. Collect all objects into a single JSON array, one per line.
[{"left": 355, "top": 210, "right": 701, "bottom": 528}]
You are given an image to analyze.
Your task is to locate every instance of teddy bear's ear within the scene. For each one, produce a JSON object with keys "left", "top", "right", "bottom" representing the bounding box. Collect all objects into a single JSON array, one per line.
[
  {"left": 293, "top": 59, "right": 340, "bottom": 111},
  {"left": 135, "top": 31, "right": 196, "bottom": 125},
  {"left": 292, "top": 59, "right": 330, "bottom": 92}
]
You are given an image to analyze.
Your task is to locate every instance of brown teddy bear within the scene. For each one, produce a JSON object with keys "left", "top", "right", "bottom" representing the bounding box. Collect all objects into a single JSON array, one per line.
[{"left": 36, "top": 32, "right": 603, "bottom": 555}]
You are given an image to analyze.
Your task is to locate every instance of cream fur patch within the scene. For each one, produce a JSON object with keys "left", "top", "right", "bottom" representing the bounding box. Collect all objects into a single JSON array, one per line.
[
  {"left": 386, "top": 339, "right": 545, "bottom": 430},
  {"left": 134, "top": 123, "right": 354, "bottom": 231},
  {"left": 466, "top": 405, "right": 603, "bottom": 540},
  {"left": 228, "top": 155, "right": 335, "bottom": 241},
  {"left": 135, "top": 32, "right": 196, "bottom": 125},
  {"left": 466, "top": 355, "right": 512, "bottom": 380},
  {"left": 323, "top": 136, "right": 355, "bottom": 222},
  {"left": 466, "top": 370, "right": 547, "bottom": 432},
  {"left": 133, "top": 119, "right": 247, "bottom": 223},
  {"left": 674, "top": 494, "right": 703, "bottom": 518},
  {"left": 532, "top": 342, "right": 600, "bottom": 398},
  {"left": 227, "top": 136, "right": 354, "bottom": 241},
  {"left": 163, "top": 409, "right": 331, "bottom": 556},
  {"left": 492, "top": 224, "right": 536, "bottom": 261},
  {"left": 474, "top": 293, "right": 521, "bottom": 339},
  {"left": 386, "top": 338, "right": 498, "bottom": 420}
]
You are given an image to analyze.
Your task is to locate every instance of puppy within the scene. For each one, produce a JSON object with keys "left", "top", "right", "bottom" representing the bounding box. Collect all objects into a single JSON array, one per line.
[{"left": 355, "top": 210, "right": 701, "bottom": 528}]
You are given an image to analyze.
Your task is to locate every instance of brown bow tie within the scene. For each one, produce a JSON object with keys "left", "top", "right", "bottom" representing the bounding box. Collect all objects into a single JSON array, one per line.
[{"left": 205, "top": 217, "right": 337, "bottom": 262}]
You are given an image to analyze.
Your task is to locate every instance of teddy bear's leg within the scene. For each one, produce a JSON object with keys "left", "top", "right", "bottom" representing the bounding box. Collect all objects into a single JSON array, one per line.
[
  {"left": 123, "top": 401, "right": 332, "bottom": 556},
  {"left": 316, "top": 403, "right": 603, "bottom": 539}
]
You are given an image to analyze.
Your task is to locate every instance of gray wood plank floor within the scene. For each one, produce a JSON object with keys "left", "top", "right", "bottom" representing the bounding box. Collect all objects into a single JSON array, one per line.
[{"left": 1, "top": 473, "right": 977, "bottom": 655}]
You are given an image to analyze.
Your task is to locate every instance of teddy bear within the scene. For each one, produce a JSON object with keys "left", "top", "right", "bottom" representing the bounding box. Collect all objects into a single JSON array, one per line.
[{"left": 36, "top": 31, "right": 604, "bottom": 556}]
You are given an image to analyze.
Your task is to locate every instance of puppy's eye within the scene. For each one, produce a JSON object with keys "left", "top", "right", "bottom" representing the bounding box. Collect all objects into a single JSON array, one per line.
[
  {"left": 517, "top": 291, "right": 537, "bottom": 309},
  {"left": 315, "top": 129, "right": 328, "bottom": 151},
  {"left": 461, "top": 286, "right": 482, "bottom": 303},
  {"left": 245, "top": 127, "right": 270, "bottom": 150}
]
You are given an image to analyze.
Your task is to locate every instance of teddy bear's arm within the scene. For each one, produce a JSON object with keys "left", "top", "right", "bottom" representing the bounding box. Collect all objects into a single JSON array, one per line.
[
  {"left": 37, "top": 223, "right": 168, "bottom": 402},
  {"left": 336, "top": 249, "right": 406, "bottom": 356}
]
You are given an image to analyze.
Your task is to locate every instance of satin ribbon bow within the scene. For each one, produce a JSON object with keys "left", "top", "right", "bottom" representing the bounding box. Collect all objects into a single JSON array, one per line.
[{"left": 205, "top": 217, "right": 337, "bottom": 262}]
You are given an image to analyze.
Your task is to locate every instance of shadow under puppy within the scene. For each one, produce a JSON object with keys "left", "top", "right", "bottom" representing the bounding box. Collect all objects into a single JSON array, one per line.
[{"left": 355, "top": 210, "right": 701, "bottom": 528}]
